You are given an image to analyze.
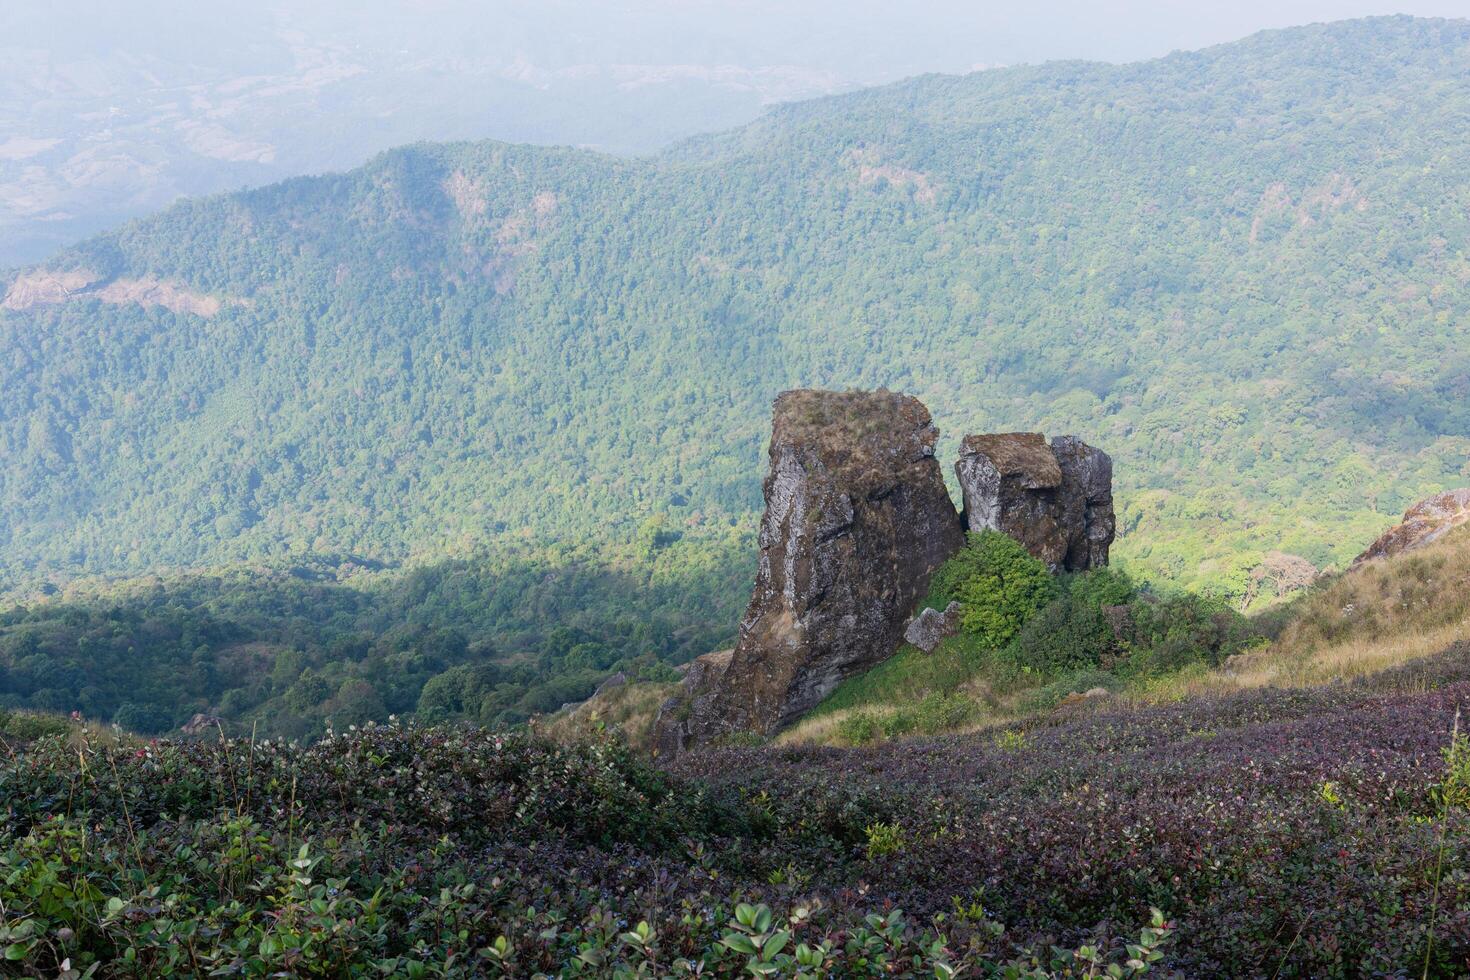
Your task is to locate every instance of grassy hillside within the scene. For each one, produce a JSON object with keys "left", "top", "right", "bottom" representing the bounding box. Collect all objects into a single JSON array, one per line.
[
  {"left": 4, "top": 16, "right": 1470, "bottom": 605},
  {"left": 763, "top": 519, "right": 1470, "bottom": 750},
  {"left": 1185, "top": 524, "right": 1470, "bottom": 693}
]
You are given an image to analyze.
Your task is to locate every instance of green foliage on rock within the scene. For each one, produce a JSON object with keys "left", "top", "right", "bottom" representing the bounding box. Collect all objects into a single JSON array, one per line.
[
  {"left": 927, "top": 532, "right": 1057, "bottom": 649},
  {"left": 1006, "top": 570, "right": 1136, "bottom": 674},
  {"left": 1007, "top": 595, "right": 1117, "bottom": 675}
]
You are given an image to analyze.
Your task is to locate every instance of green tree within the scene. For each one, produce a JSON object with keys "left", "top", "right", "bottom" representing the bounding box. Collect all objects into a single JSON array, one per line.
[{"left": 929, "top": 532, "right": 1057, "bottom": 649}]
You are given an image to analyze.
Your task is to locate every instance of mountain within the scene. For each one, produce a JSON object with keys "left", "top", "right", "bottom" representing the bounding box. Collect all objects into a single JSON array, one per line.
[
  {"left": 0, "top": 0, "right": 860, "bottom": 267},
  {"left": 4, "top": 16, "right": 1470, "bottom": 606}
]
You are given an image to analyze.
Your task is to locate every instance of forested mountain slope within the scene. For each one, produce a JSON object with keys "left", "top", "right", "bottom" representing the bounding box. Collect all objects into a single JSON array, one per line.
[{"left": 4, "top": 16, "right": 1470, "bottom": 600}]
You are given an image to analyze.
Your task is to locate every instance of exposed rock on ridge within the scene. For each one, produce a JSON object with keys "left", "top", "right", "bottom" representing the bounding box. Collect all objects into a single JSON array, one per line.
[
  {"left": 904, "top": 601, "right": 962, "bottom": 653},
  {"left": 1353, "top": 489, "right": 1470, "bottom": 566},
  {"left": 955, "top": 432, "right": 1114, "bottom": 572},
  {"left": 654, "top": 389, "right": 963, "bottom": 754}
]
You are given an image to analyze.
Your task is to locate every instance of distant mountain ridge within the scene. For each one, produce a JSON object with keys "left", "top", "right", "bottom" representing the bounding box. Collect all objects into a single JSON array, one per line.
[{"left": 4, "top": 15, "right": 1470, "bottom": 603}]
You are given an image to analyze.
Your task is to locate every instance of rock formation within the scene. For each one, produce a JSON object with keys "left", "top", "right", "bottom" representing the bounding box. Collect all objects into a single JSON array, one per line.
[
  {"left": 904, "top": 601, "right": 963, "bottom": 653},
  {"left": 1353, "top": 488, "right": 1470, "bottom": 566},
  {"left": 1052, "top": 435, "right": 1116, "bottom": 571},
  {"left": 654, "top": 389, "right": 963, "bottom": 754},
  {"left": 181, "top": 713, "right": 224, "bottom": 736},
  {"left": 954, "top": 432, "right": 1114, "bottom": 571}
]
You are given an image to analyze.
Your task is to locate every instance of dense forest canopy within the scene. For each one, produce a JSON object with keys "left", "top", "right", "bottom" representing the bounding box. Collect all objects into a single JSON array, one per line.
[{"left": 2, "top": 17, "right": 1470, "bottom": 732}]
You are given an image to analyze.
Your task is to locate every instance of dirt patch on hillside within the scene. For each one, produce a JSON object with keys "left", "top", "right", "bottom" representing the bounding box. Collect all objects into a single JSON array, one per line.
[
  {"left": 97, "top": 277, "right": 225, "bottom": 317},
  {"left": 3, "top": 268, "right": 236, "bottom": 317},
  {"left": 848, "top": 148, "right": 938, "bottom": 204},
  {"left": 2, "top": 269, "right": 100, "bottom": 310}
]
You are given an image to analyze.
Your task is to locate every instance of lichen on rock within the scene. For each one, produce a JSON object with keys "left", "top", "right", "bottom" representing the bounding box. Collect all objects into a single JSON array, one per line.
[
  {"left": 654, "top": 389, "right": 963, "bottom": 754},
  {"left": 955, "top": 432, "right": 1114, "bottom": 572}
]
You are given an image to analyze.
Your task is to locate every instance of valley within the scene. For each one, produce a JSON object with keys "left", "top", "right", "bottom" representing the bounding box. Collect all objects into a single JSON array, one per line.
[{"left": 4, "top": 15, "right": 1470, "bottom": 975}]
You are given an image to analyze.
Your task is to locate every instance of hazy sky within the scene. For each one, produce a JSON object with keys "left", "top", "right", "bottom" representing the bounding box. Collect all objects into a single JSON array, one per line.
[
  {"left": 270, "top": 1, "right": 1470, "bottom": 79},
  {"left": 3, "top": 0, "right": 1468, "bottom": 265},
  {"left": 789, "top": 1, "right": 1470, "bottom": 74},
  {"left": 10, "top": 2, "right": 1470, "bottom": 83}
]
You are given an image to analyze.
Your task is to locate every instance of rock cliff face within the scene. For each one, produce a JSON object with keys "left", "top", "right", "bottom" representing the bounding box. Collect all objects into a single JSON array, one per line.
[
  {"left": 654, "top": 389, "right": 963, "bottom": 754},
  {"left": 1353, "top": 489, "right": 1470, "bottom": 565},
  {"left": 954, "top": 432, "right": 1114, "bottom": 572}
]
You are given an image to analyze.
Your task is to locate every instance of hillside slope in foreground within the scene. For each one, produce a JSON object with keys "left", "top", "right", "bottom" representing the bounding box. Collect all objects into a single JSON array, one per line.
[{"left": 5, "top": 555, "right": 1470, "bottom": 974}]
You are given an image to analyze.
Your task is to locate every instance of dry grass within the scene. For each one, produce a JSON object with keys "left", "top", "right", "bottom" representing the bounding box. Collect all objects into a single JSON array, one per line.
[
  {"left": 1135, "top": 524, "right": 1470, "bottom": 703},
  {"left": 775, "top": 707, "right": 863, "bottom": 746},
  {"left": 542, "top": 680, "right": 678, "bottom": 753},
  {"left": 776, "top": 677, "right": 1030, "bottom": 748},
  {"left": 775, "top": 704, "right": 1010, "bottom": 747}
]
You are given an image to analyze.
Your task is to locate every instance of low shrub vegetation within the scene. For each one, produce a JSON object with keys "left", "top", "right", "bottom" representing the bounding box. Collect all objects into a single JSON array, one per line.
[
  {"left": 6, "top": 644, "right": 1470, "bottom": 974},
  {"left": 0, "top": 719, "right": 1184, "bottom": 977},
  {"left": 680, "top": 646, "right": 1470, "bottom": 975},
  {"left": 803, "top": 546, "right": 1261, "bottom": 745}
]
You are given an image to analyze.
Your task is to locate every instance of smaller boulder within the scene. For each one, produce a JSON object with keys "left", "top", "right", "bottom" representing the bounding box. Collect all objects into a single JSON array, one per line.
[
  {"left": 904, "top": 601, "right": 963, "bottom": 653},
  {"left": 594, "top": 671, "right": 629, "bottom": 696},
  {"left": 181, "top": 713, "right": 224, "bottom": 736},
  {"left": 954, "top": 432, "right": 1114, "bottom": 571},
  {"left": 1353, "top": 489, "right": 1470, "bottom": 566}
]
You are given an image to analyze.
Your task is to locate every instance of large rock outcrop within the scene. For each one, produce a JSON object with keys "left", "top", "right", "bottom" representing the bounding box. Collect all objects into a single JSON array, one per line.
[
  {"left": 654, "top": 389, "right": 963, "bottom": 754},
  {"left": 1353, "top": 489, "right": 1470, "bottom": 566},
  {"left": 954, "top": 432, "right": 1114, "bottom": 571}
]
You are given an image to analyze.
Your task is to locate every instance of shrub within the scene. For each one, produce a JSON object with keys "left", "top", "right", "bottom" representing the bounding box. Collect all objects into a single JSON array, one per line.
[
  {"left": 838, "top": 711, "right": 883, "bottom": 745},
  {"left": 1434, "top": 723, "right": 1470, "bottom": 810},
  {"left": 1119, "top": 592, "right": 1253, "bottom": 675},
  {"left": 1015, "top": 670, "right": 1120, "bottom": 712},
  {"left": 865, "top": 820, "right": 907, "bottom": 858},
  {"left": 110, "top": 701, "right": 173, "bottom": 734},
  {"left": 1005, "top": 568, "right": 1138, "bottom": 676},
  {"left": 927, "top": 531, "right": 1057, "bottom": 649},
  {"left": 0, "top": 709, "right": 72, "bottom": 741},
  {"left": 13, "top": 649, "right": 1470, "bottom": 975},
  {"left": 678, "top": 644, "right": 1470, "bottom": 975},
  {"left": 993, "top": 728, "right": 1028, "bottom": 751},
  {"left": 1066, "top": 567, "right": 1137, "bottom": 608},
  {"left": 1007, "top": 595, "right": 1115, "bottom": 674},
  {"left": 0, "top": 721, "right": 1181, "bottom": 978}
]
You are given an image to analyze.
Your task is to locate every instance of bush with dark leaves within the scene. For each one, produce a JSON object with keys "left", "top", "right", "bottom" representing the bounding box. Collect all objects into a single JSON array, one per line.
[{"left": 7, "top": 645, "right": 1470, "bottom": 975}]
